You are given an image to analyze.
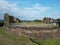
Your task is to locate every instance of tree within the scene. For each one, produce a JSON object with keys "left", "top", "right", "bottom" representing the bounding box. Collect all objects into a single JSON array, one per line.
[
  {"left": 0, "top": 20, "right": 4, "bottom": 27},
  {"left": 57, "top": 19, "right": 60, "bottom": 27}
]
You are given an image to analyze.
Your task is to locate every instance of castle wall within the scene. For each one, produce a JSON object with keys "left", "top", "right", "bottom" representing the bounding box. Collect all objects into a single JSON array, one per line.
[
  {"left": 4, "top": 13, "right": 60, "bottom": 40},
  {"left": 9, "top": 26, "right": 60, "bottom": 40}
]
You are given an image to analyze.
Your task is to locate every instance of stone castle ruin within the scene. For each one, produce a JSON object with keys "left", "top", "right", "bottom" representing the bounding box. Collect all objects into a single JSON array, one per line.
[
  {"left": 4, "top": 13, "right": 20, "bottom": 26},
  {"left": 43, "top": 17, "right": 53, "bottom": 23},
  {"left": 4, "top": 13, "right": 20, "bottom": 30},
  {"left": 4, "top": 13, "right": 60, "bottom": 40}
]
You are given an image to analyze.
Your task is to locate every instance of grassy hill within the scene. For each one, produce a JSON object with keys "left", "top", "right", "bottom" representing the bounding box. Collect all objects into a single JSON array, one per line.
[{"left": 0, "top": 28, "right": 36, "bottom": 45}]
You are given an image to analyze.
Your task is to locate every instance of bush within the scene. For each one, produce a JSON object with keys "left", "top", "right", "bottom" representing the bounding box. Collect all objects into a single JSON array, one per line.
[
  {"left": 57, "top": 19, "right": 60, "bottom": 27},
  {"left": 0, "top": 21, "right": 4, "bottom": 27}
]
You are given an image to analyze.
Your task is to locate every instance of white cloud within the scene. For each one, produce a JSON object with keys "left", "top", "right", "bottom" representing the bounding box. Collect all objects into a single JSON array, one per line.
[
  {"left": 0, "top": 0, "right": 50, "bottom": 20},
  {"left": 33, "top": 3, "right": 50, "bottom": 12},
  {"left": 0, "top": 0, "right": 21, "bottom": 16}
]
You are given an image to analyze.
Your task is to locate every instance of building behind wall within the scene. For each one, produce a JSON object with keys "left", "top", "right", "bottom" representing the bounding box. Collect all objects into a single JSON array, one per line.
[{"left": 43, "top": 17, "right": 53, "bottom": 23}]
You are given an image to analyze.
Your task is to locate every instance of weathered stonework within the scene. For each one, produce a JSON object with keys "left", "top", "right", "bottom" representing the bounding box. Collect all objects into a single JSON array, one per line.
[
  {"left": 4, "top": 13, "right": 9, "bottom": 26},
  {"left": 9, "top": 26, "right": 60, "bottom": 40},
  {"left": 4, "top": 13, "right": 20, "bottom": 30},
  {"left": 4, "top": 13, "right": 9, "bottom": 31},
  {"left": 43, "top": 17, "right": 53, "bottom": 23},
  {"left": 4, "top": 13, "right": 60, "bottom": 40}
]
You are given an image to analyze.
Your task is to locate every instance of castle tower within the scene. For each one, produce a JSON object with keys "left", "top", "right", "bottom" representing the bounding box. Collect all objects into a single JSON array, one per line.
[{"left": 4, "top": 13, "right": 10, "bottom": 30}]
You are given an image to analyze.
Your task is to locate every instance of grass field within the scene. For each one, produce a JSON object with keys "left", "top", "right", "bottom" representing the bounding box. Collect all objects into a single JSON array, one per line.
[
  {"left": 20, "top": 22, "right": 52, "bottom": 27},
  {"left": 34, "top": 38, "right": 60, "bottom": 45},
  {"left": 12, "top": 22, "right": 55, "bottom": 27}
]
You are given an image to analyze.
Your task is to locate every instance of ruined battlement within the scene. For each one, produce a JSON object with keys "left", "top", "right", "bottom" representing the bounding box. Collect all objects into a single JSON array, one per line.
[
  {"left": 4, "top": 13, "right": 20, "bottom": 31},
  {"left": 4, "top": 13, "right": 60, "bottom": 40}
]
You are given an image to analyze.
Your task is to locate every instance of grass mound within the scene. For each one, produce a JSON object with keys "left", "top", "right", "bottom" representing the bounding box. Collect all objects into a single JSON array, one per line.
[{"left": 0, "top": 28, "right": 36, "bottom": 45}]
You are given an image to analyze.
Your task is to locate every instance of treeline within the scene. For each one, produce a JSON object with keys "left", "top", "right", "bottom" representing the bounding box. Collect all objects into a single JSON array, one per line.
[
  {"left": 21, "top": 20, "right": 32, "bottom": 22},
  {"left": 21, "top": 20, "right": 42, "bottom": 22},
  {"left": 33, "top": 20, "right": 42, "bottom": 22}
]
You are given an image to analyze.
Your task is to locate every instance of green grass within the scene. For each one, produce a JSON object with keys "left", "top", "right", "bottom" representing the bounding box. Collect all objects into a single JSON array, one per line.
[
  {"left": 19, "top": 22, "right": 54, "bottom": 27},
  {"left": 34, "top": 38, "right": 60, "bottom": 45},
  {"left": 0, "top": 28, "right": 6, "bottom": 35},
  {"left": 0, "top": 28, "right": 36, "bottom": 45}
]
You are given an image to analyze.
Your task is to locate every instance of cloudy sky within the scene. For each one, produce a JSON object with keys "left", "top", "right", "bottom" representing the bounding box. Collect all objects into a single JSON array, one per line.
[{"left": 0, "top": 0, "right": 60, "bottom": 20}]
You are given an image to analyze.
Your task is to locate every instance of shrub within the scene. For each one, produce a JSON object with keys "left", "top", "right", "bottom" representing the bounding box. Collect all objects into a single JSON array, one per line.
[
  {"left": 0, "top": 21, "right": 4, "bottom": 27},
  {"left": 57, "top": 19, "right": 60, "bottom": 27}
]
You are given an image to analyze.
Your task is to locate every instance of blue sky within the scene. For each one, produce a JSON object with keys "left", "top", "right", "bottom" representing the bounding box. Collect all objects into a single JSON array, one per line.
[{"left": 0, "top": 0, "right": 60, "bottom": 20}]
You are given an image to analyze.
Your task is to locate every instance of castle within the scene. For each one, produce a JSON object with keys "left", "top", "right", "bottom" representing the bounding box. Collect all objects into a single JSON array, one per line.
[
  {"left": 4, "top": 13, "right": 60, "bottom": 40},
  {"left": 4, "top": 13, "right": 20, "bottom": 26}
]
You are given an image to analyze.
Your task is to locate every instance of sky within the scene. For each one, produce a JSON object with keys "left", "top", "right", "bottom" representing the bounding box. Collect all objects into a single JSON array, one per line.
[{"left": 0, "top": 0, "right": 60, "bottom": 20}]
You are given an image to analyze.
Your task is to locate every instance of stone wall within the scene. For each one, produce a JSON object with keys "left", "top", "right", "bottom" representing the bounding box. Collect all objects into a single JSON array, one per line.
[{"left": 9, "top": 26, "right": 60, "bottom": 40}]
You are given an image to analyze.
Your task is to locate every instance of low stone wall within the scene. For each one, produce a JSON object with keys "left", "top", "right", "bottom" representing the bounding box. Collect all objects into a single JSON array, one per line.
[{"left": 8, "top": 26, "right": 60, "bottom": 40}]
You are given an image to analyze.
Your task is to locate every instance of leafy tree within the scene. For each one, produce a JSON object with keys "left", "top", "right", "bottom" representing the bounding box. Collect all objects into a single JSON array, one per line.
[
  {"left": 57, "top": 19, "right": 60, "bottom": 27},
  {"left": 0, "top": 20, "right": 4, "bottom": 27}
]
